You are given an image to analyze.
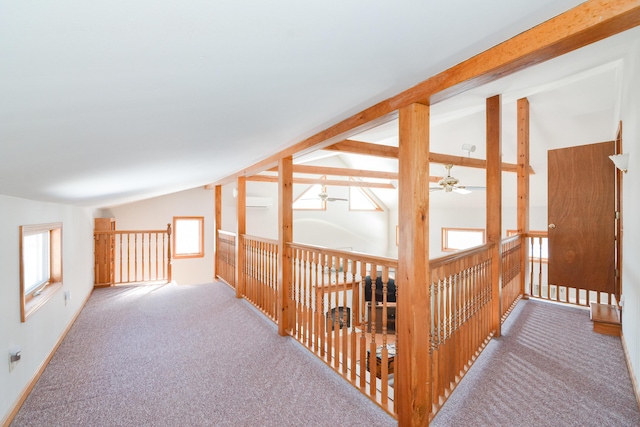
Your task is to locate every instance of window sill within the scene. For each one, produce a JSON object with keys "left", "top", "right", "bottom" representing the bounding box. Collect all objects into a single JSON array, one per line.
[{"left": 22, "top": 281, "right": 63, "bottom": 322}]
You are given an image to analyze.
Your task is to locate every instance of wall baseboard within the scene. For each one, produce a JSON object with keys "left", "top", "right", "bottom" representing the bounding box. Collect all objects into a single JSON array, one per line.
[
  {"left": 1, "top": 289, "right": 93, "bottom": 427},
  {"left": 621, "top": 331, "right": 640, "bottom": 412}
]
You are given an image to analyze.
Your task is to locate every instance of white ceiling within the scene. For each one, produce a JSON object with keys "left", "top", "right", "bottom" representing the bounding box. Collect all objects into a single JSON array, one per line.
[{"left": 0, "top": 0, "right": 632, "bottom": 208}]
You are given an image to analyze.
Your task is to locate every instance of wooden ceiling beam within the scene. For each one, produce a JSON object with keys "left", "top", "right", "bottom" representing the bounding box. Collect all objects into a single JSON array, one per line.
[
  {"left": 247, "top": 175, "right": 396, "bottom": 189},
  {"left": 207, "top": 0, "right": 638, "bottom": 187},
  {"left": 324, "top": 140, "right": 399, "bottom": 159}
]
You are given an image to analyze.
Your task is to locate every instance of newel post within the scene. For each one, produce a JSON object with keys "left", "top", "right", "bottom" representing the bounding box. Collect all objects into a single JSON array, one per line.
[
  {"left": 214, "top": 185, "right": 222, "bottom": 281},
  {"left": 278, "top": 156, "right": 294, "bottom": 336},
  {"left": 236, "top": 177, "right": 246, "bottom": 298},
  {"left": 397, "top": 102, "right": 431, "bottom": 426},
  {"left": 517, "top": 98, "right": 530, "bottom": 298},
  {"left": 166, "top": 223, "right": 172, "bottom": 283},
  {"left": 487, "top": 95, "right": 502, "bottom": 336}
]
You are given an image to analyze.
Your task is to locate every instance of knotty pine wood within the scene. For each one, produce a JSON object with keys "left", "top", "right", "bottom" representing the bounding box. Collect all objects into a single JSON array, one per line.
[
  {"left": 486, "top": 95, "right": 502, "bottom": 337},
  {"left": 517, "top": 98, "right": 530, "bottom": 298},
  {"left": 278, "top": 157, "right": 294, "bottom": 336},
  {"left": 397, "top": 103, "right": 431, "bottom": 427},
  {"left": 235, "top": 177, "right": 246, "bottom": 299},
  {"left": 214, "top": 185, "right": 222, "bottom": 279}
]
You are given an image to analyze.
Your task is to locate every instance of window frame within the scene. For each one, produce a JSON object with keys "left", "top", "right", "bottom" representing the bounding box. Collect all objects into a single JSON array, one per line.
[
  {"left": 349, "top": 185, "right": 383, "bottom": 211},
  {"left": 20, "top": 222, "right": 63, "bottom": 322},
  {"left": 293, "top": 182, "right": 327, "bottom": 211},
  {"left": 441, "top": 227, "right": 486, "bottom": 252},
  {"left": 173, "top": 216, "right": 205, "bottom": 259}
]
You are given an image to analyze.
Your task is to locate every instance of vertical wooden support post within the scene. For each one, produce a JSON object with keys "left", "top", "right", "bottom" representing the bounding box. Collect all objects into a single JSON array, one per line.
[
  {"left": 214, "top": 185, "right": 222, "bottom": 281},
  {"left": 278, "top": 156, "right": 294, "bottom": 336},
  {"left": 397, "top": 102, "right": 431, "bottom": 426},
  {"left": 236, "top": 177, "right": 246, "bottom": 299},
  {"left": 517, "top": 98, "right": 530, "bottom": 298},
  {"left": 614, "top": 121, "right": 623, "bottom": 305},
  {"left": 486, "top": 95, "right": 502, "bottom": 337},
  {"left": 166, "top": 223, "right": 172, "bottom": 283}
]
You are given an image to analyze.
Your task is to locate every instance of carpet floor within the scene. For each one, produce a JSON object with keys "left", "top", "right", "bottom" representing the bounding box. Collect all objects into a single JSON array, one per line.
[
  {"left": 11, "top": 283, "right": 640, "bottom": 426},
  {"left": 431, "top": 298, "right": 640, "bottom": 427},
  {"left": 11, "top": 282, "right": 396, "bottom": 427}
]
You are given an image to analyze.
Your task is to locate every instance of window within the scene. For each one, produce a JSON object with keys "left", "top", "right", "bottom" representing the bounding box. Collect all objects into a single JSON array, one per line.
[
  {"left": 349, "top": 186, "right": 382, "bottom": 211},
  {"left": 173, "top": 216, "right": 204, "bottom": 258},
  {"left": 20, "top": 223, "right": 63, "bottom": 322},
  {"left": 293, "top": 183, "right": 326, "bottom": 210},
  {"left": 442, "top": 227, "right": 485, "bottom": 252}
]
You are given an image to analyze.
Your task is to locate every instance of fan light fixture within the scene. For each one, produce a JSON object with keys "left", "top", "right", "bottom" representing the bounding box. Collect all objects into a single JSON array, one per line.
[{"left": 609, "top": 153, "right": 629, "bottom": 173}]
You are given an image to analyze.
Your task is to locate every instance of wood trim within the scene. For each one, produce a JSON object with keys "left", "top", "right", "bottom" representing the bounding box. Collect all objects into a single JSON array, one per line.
[
  {"left": 486, "top": 95, "right": 502, "bottom": 338},
  {"left": 290, "top": 164, "right": 398, "bottom": 180},
  {"left": 621, "top": 332, "right": 640, "bottom": 412},
  {"left": 517, "top": 98, "right": 531, "bottom": 297},
  {"left": 247, "top": 175, "right": 396, "bottom": 189},
  {"left": 325, "top": 140, "right": 399, "bottom": 158},
  {"left": 429, "top": 152, "right": 535, "bottom": 174},
  {"left": 278, "top": 157, "right": 294, "bottom": 336},
  {"left": 1, "top": 289, "right": 93, "bottom": 427},
  {"left": 214, "top": 185, "right": 222, "bottom": 280},
  {"left": 236, "top": 177, "right": 246, "bottom": 298},
  {"left": 206, "top": 0, "right": 638, "bottom": 188},
  {"left": 396, "top": 103, "right": 431, "bottom": 426}
]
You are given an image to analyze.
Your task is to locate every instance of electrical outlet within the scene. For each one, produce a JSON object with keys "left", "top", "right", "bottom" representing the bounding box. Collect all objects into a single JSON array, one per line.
[
  {"left": 9, "top": 345, "right": 21, "bottom": 372},
  {"left": 64, "top": 290, "right": 71, "bottom": 306}
]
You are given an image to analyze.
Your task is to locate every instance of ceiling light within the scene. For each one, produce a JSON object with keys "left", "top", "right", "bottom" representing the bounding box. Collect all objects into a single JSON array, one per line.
[{"left": 609, "top": 153, "right": 629, "bottom": 173}]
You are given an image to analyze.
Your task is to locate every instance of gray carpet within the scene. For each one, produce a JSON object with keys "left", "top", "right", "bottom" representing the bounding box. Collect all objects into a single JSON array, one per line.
[
  {"left": 431, "top": 299, "right": 640, "bottom": 427},
  {"left": 11, "top": 282, "right": 397, "bottom": 427},
  {"left": 12, "top": 284, "right": 640, "bottom": 426}
]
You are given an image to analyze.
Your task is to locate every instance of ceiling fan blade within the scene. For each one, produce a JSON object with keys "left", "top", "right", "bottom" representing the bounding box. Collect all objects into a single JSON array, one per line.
[
  {"left": 429, "top": 187, "right": 444, "bottom": 192},
  {"left": 453, "top": 187, "right": 472, "bottom": 195},
  {"left": 461, "top": 186, "right": 486, "bottom": 191},
  {"left": 327, "top": 197, "right": 348, "bottom": 202}
]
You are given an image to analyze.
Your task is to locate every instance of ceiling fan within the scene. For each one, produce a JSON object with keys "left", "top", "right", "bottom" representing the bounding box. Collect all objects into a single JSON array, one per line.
[
  {"left": 318, "top": 190, "right": 348, "bottom": 202},
  {"left": 430, "top": 164, "right": 485, "bottom": 194}
]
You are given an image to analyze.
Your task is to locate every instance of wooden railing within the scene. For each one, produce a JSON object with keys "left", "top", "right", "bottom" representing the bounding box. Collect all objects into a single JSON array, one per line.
[
  {"left": 501, "top": 234, "right": 522, "bottom": 320},
  {"left": 287, "top": 243, "right": 398, "bottom": 413},
  {"left": 94, "top": 225, "right": 172, "bottom": 286},
  {"left": 242, "top": 235, "right": 279, "bottom": 321},
  {"left": 524, "top": 231, "right": 616, "bottom": 307},
  {"left": 216, "top": 230, "right": 237, "bottom": 288},
  {"left": 428, "top": 244, "right": 495, "bottom": 418},
  {"left": 224, "top": 236, "right": 524, "bottom": 420}
]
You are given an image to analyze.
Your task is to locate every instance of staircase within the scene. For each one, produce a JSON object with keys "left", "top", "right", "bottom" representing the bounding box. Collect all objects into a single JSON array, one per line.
[{"left": 590, "top": 303, "right": 621, "bottom": 336}]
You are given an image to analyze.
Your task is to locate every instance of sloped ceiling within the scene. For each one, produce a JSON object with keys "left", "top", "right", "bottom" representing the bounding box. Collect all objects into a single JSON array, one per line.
[{"left": 1, "top": 0, "right": 594, "bottom": 208}]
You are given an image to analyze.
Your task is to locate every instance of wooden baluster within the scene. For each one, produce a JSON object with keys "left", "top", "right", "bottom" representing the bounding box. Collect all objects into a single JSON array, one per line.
[{"left": 350, "top": 259, "right": 358, "bottom": 382}]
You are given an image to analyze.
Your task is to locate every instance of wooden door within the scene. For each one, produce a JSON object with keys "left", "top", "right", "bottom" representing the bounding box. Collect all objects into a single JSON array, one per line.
[{"left": 548, "top": 141, "right": 615, "bottom": 294}]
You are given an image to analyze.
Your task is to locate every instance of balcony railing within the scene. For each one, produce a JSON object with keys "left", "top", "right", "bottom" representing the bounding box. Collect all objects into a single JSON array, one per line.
[{"left": 215, "top": 234, "right": 527, "bottom": 420}]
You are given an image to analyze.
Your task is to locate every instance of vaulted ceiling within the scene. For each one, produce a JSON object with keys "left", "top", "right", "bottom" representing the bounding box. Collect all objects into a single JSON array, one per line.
[{"left": 0, "top": 1, "right": 633, "bottom": 208}]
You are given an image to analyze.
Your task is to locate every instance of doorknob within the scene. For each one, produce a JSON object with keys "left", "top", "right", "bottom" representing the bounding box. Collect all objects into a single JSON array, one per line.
[{"left": 548, "top": 224, "right": 556, "bottom": 229}]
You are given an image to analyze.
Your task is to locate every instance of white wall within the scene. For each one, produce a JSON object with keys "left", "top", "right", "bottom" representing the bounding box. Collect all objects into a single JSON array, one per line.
[
  {"left": 620, "top": 39, "right": 640, "bottom": 392},
  {"left": 101, "top": 187, "right": 214, "bottom": 285},
  {"left": 0, "top": 195, "right": 94, "bottom": 424}
]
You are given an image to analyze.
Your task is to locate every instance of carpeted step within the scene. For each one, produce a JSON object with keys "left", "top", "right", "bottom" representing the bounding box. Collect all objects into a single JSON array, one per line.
[{"left": 590, "top": 302, "right": 621, "bottom": 336}]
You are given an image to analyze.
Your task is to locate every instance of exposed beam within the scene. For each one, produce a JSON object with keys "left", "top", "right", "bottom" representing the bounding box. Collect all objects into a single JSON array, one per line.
[
  {"left": 429, "top": 152, "right": 535, "bottom": 174},
  {"left": 247, "top": 175, "right": 396, "bottom": 189},
  {"left": 293, "top": 164, "right": 398, "bottom": 180},
  {"left": 517, "top": 98, "right": 531, "bottom": 297},
  {"left": 208, "top": 0, "right": 639, "bottom": 187},
  {"left": 324, "top": 140, "right": 399, "bottom": 159}
]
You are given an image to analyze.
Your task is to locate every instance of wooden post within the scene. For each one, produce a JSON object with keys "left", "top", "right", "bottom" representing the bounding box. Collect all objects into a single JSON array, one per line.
[
  {"left": 517, "top": 98, "right": 530, "bottom": 298},
  {"left": 214, "top": 185, "right": 222, "bottom": 281},
  {"left": 278, "top": 156, "right": 294, "bottom": 336},
  {"left": 396, "top": 102, "right": 431, "bottom": 426},
  {"left": 166, "top": 223, "right": 172, "bottom": 283},
  {"left": 486, "top": 95, "right": 502, "bottom": 337},
  {"left": 236, "top": 177, "right": 246, "bottom": 299}
]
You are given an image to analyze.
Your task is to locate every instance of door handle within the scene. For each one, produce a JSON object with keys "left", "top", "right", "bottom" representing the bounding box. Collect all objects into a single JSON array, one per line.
[{"left": 548, "top": 224, "right": 556, "bottom": 229}]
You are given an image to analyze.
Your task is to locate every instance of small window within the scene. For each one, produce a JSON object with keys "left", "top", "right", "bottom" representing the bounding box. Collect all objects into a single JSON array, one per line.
[
  {"left": 20, "top": 223, "right": 63, "bottom": 322},
  {"left": 293, "top": 183, "right": 326, "bottom": 210},
  {"left": 442, "top": 227, "right": 485, "bottom": 252},
  {"left": 349, "top": 186, "right": 382, "bottom": 211},
  {"left": 173, "top": 216, "right": 205, "bottom": 259}
]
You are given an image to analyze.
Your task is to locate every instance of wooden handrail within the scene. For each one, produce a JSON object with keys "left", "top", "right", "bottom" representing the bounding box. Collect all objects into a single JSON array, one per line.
[
  {"left": 218, "top": 230, "right": 237, "bottom": 237},
  {"left": 429, "top": 243, "right": 496, "bottom": 269},
  {"left": 287, "top": 242, "right": 398, "bottom": 268},
  {"left": 241, "top": 234, "right": 278, "bottom": 245},
  {"left": 94, "top": 229, "right": 168, "bottom": 235}
]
